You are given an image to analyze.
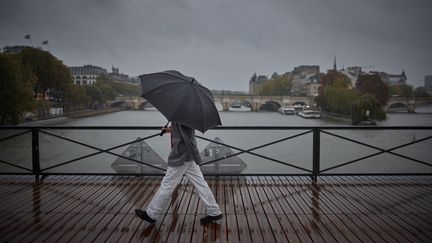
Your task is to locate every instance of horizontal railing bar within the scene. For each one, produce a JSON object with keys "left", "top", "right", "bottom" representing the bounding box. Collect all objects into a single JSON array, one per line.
[{"left": 2, "top": 125, "right": 432, "bottom": 130}]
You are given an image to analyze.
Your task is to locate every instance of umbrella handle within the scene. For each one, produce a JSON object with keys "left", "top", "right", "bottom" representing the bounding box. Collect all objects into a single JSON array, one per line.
[{"left": 159, "top": 121, "right": 170, "bottom": 136}]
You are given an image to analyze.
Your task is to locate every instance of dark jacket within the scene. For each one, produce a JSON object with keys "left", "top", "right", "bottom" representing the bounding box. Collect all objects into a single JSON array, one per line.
[{"left": 167, "top": 122, "right": 202, "bottom": 166}]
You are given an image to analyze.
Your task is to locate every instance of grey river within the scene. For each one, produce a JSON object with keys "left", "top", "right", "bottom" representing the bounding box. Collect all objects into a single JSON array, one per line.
[{"left": 1, "top": 108, "right": 432, "bottom": 174}]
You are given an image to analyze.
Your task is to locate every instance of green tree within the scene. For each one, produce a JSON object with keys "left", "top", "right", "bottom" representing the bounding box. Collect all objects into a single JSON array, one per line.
[
  {"left": 356, "top": 74, "right": 389, "bottom": 105},
  {"left": 0, "top": 54, "right": 35, "bottom": 124},
  {"left": 18, "top": 47, "right": 74, "bottom": 101},
  {"left": 351, "top": 94, "right": 386, "bottom": 125},
  {"left": 316, "top": 70, "right": 352, "bottom": 109},
  {"left": 256, "top": 73, "right": 292, "bottom": 96},
  {"left": 413, "top": 87, "right": 430, "bottom": 97},
  {"left": 387, "top": 83, "right": 413, "bottom": 97},
  {"left": 324, "top": 87, "right": 359, "bottom": 115}
]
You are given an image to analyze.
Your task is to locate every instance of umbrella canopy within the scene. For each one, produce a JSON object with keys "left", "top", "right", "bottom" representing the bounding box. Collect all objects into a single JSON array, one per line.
[{"left": 140, "top": 70, "right": 221, "bottom": 133}]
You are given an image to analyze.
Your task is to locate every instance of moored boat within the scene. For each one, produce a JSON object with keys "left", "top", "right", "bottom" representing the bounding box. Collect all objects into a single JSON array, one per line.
[
  {"left": 278, "top": 106, "right": 296, "bottom": 115},
  {"left": 298, "top": 109, "right": 321, "bottom": 118}
]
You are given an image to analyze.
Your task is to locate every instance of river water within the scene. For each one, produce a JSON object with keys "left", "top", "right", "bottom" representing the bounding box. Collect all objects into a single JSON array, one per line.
[{"left": 1, "top": 109, "right": 432, "bottom": 175}]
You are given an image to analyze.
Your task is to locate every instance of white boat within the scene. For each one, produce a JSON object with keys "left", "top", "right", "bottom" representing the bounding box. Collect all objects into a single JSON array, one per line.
[
  {"left": 298, "top": 110, "right": 321, "bottom": 118},
  {"left": 229, "top": 104, "right": 251, "bottom": 112},
  {"left": 278, "top": 106, "right": 295, "bottom": 115}
]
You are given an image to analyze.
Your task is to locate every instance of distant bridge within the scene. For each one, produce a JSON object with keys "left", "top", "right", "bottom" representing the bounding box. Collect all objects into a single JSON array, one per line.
[
  {"left": 108, "top": 95, "right": 314, "bottom": 111},
  {"left": 386, "top": 96, "right": 432, "bottom": 113},
  {"left": 108, "top": 95, "right": 432, "bottom": 113}
]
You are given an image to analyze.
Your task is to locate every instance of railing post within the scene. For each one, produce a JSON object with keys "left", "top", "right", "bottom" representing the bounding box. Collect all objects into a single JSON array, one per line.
[
  {"left": 32, "top": 128, "right": 40, "bottom": 182},
  {"left": 312, "top": 128, "right": 320, "bottom": 182}
]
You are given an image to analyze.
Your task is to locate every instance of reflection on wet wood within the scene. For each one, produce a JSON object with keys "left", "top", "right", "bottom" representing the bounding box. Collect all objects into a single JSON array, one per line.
[{"left": 0, "top": 175, "right": 432, "bottom": 242}]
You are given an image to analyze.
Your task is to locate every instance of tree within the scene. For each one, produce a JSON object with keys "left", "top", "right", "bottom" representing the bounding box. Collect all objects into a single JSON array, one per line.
[
  {"left": 351, "top": 94, "right": 386, "bottom": 125},
  {"left": 324, "top": 87, "right": 359, "bottom": 115},
  {"left": 18, "top": 47, "right": 74, "bottom": 101},
  {"left": 316, "top": 70, "right": 352, "bottom": 109},
  {"left": 413, "top": 87, "right": 429, "bottom": 97},
  {"left": 356, "top": 74, "right": 389, "bottom": 105},
  {"left": 387, "top": 83, "right": 413, "bottom": 97},
  {"left": 0, "top": 53, "right": 35, "bottom": 124},
  {"left": 255, "top": 73, "right": 292, "bottom": 96}
]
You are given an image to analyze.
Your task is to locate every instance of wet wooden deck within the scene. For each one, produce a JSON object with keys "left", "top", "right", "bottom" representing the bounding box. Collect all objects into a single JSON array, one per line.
[{"left": 0, "top": 175, "right": 431, "bottom": 243}]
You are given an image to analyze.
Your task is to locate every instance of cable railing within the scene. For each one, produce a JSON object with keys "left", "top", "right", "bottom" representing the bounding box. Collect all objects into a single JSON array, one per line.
[{"left": 0, "top": 126, "right": 431, "bottom": 182}]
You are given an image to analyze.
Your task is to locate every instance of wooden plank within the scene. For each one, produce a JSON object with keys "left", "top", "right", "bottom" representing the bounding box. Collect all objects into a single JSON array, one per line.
[
  {"left": 288, "top": 177, "right": 337, "bottom": 243},
  {"left": 231, "top": 176, "right": 246, "bottom": 215},
  {"left": 296, "top": 177, "right": 363, "bottom": 243},
  {"left": 334, "top": 176, "right": 415, "bottom": 242},
  {"left": 319, "top": 177, "right": 397, "bottom": 243},
  {"left": 30, "top": 177, "right": 111, "bottom": 242},
  {"left": 2, "top": 175, "right": 432, "bottom": 242},
  {"left": 0, "top": 176, "right": 94, "bottom": 241},
  {"left": 177, "top": 214, "right": 196, "bottom": 243}
]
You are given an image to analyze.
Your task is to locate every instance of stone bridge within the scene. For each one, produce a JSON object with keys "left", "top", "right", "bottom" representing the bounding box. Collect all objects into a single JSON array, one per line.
[
  {"left": 212, "top": 94, "right": 314, "bottom": 111},
  {"left": 108, "top": 95, "right": 314, "bottom": 111},
  {"left": 386, "top": 96, "right": 432, "bottom": 113},
  {"left": 108, "top": 95, "right": 432, "bottom": 113}
]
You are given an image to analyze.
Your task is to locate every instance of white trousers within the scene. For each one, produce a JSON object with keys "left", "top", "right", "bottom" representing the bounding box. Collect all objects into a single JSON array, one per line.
[{"left": 146, "top": 161, "right": 222, "bottom": 219}]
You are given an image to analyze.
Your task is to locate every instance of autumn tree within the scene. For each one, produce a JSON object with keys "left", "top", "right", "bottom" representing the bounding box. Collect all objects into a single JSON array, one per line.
[
  {"left": 387, "top": 83, "right": 413, "bottom": 97},
  {"left": 324, "top": 87, "right": 359, "bottom": 115},
  {"left": 18, "top": 47, "right": 74, "bottom": 101},
  {"left": 255, "top": 73, "right": 292, "bottom": 96},
  {"left": 0, "top": 53, "right": 35, "bottom": 124},
  {"left": 316, "top": 70, "right": 352, "bottom": 110},
  {"left": 351, "top": 94, "right": 386, "bottom": 125},
  {"left": 355, "top": 74, "right": 389, "bottom": 105},
  {"left": 414, "top": 87, "right": 430, "bottom": 97}
]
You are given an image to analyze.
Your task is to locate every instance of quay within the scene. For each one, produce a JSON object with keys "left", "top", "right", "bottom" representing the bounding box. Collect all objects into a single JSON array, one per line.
[{"left": 1, "top": 175, "right": 432, "bottom": 242}]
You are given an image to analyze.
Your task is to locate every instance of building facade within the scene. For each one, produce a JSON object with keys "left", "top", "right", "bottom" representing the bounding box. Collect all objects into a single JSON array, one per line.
[
  {"left": 108, "top": 66, "right": 139, "bottom": 86},
  {"left": 69, "top": 65, "right": 108, "bottom": 85},
  {"left": 425, "top": 75, "right": 432, "bottom": 95}
]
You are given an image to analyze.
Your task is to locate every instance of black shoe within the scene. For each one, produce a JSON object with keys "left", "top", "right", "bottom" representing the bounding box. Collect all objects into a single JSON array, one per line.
[
  {"left": 135, "top": 209, "right": 156, "bottom": 224},
  {"left": 200, "top": 214, "right": 223, "bottom": 224}
]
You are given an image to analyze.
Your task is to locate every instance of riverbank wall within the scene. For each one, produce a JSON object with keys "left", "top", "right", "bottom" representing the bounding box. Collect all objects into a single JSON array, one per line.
[
  {"left": 20, "top": 107, "right": 125, "bottom": 126},
  {"left": 321, "top": 111, "right": 352, "bottom": 124}
]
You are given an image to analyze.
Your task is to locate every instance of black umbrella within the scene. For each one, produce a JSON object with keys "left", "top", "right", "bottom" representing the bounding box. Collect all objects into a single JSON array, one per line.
[{"left": 140, "top": 70, "right": 222, "bottom": 133}]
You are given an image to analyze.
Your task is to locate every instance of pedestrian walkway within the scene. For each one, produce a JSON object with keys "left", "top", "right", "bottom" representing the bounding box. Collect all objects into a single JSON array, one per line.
[{"left": 0, "top": 175, "right": 431, "bottom": 242}]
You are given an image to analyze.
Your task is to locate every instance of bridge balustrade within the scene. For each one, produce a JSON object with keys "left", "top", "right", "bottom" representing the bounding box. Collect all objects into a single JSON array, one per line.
[{"left": 1, "top": 126, "right": 431, "bottom": 182}]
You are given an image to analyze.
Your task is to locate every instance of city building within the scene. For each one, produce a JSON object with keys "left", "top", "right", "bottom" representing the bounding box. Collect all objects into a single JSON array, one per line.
[
  {"left": 249, "top": 73, "right": 269, "bottom": 94},
  {"left": 425, "top": 75, "right": 432, "bottom": 95},
  {"left": 291, "top": 65, "right": 321, "bottom": 96},
  {"left": 69, "top": 65, "right": 108, "bottom": 85},
  {"left": 108, "top": 66, "right": 139, "bottom": 86},
  {"left": 371, "top": 70, "right": 407, "bottom": 85}
]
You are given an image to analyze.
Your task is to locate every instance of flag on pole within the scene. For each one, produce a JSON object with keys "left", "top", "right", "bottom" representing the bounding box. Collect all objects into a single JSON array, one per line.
[
  {"left": 42, "top": 40, "right": 48, "bottom": 45},
  {"left": 25, "top": 34, "right": 31, "bottom": 39}
]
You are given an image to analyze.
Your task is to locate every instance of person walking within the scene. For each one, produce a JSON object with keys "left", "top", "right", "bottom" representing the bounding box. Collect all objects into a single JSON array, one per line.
[{"left": 135, "top": 122, "right": 223, "bottom": 224}]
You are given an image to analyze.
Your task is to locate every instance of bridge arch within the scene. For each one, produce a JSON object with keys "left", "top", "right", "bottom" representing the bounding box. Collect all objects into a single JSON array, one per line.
[
  {"left": 260, "top": 100, "right": 281, "bottom": 111},
  {"left": 110, "top": 101, "right": 132, "bottom": 109},
  {"left": 387, "top": 102, "right": 409, "bottom": 113}
]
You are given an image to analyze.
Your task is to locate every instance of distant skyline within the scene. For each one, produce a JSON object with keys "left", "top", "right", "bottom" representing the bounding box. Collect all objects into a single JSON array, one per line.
[{"left": 1, "top": 0, "right": 431, "bottom": 91}]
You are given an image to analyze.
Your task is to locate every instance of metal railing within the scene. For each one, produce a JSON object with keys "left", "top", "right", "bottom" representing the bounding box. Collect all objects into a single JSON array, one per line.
[{"left": 0, "top": 126, "right": 431, "bottom": 182}]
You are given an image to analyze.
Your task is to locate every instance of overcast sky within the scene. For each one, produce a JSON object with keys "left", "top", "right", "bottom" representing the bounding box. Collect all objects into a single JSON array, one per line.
[{"left": 1, "top": 0, "right": 431, "bottom": 91}]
